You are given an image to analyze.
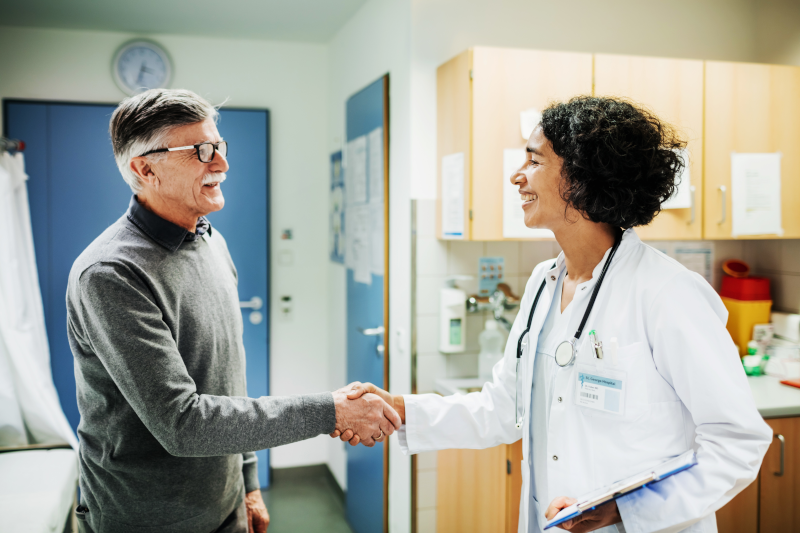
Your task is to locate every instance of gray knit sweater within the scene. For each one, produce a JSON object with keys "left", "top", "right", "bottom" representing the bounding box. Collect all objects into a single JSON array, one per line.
[{"left": 66, "top": 197, "right": 335, "bottom": 533}]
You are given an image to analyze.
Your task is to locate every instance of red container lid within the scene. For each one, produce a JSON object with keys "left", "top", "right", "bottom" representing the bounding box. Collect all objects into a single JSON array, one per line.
[{"left": 719, "top": 276, "right": 771, "bottom": 301}]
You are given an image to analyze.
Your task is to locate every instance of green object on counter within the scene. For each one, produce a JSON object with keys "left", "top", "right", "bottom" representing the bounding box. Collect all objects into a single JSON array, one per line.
[{"left": 742, "top": 355, "right": 763, "bottom": 376}]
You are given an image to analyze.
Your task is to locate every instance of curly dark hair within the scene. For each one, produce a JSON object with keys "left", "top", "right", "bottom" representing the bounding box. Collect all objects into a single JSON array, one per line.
[{"left": 539, "top": 96, "right": 686, "bottom": 228}]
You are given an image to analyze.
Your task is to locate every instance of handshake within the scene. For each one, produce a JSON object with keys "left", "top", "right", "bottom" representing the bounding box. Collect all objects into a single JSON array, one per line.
[{"left": 330, "top": 382, "right": 405, "bottom": 447}]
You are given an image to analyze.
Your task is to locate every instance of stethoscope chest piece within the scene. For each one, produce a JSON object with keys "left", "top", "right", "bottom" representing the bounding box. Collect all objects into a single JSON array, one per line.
[{"left": 555, "top": 339, "right": 576, "bottom": 367}]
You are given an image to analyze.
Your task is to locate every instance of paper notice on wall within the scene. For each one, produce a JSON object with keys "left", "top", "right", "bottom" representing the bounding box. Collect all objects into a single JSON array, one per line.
[
  {"left": 441, "top": 153, "right": 465, "bottom": 239},
  {"left": 346, "top": 135, "right": 367, "bottom": 206},
  {"left": 731, "top": 153, "right": 782, "bottom": 237},
  {"left": 662, "top": 148, "right": 692, "bottom": 210},
  {"left": 502, "top": 148, "right": 555, "bottom": 239},
  {"left": 675, "top": 247, "right": 712, "bottom": 285},
  {"left": 369, "top": 202, "right": 384, "bottom": 276},
  {"left": 368, "top": 127, "right": 383, "bottom": 203},
  {"left": 347, "top": 204, "right": 372, "bottom": 285}
]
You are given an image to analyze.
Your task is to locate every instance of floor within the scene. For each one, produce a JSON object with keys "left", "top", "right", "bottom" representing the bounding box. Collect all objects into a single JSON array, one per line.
[{"left": 262, "top": 464, "right": 353, "bottom": 533}]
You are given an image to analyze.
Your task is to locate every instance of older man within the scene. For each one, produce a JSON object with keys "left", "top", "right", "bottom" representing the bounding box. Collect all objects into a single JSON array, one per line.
[{"left": 66, "top": 89, "right": 398, "bottom": 533}]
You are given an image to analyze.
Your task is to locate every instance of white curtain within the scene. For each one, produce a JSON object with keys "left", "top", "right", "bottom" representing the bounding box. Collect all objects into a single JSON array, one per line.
[{"left": 0, "top": 151, "right": 77, "bottom": 450}]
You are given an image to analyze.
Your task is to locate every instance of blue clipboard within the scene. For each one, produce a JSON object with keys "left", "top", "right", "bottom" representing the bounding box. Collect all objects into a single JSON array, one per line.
[{"left": 544, "top": 450, "right": 697, "bottom": 530}]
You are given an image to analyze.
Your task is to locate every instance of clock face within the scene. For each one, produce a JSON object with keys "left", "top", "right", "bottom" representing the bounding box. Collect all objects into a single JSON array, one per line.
[{"left": 113, "top": 41, "right": 172, "bottom": 95}]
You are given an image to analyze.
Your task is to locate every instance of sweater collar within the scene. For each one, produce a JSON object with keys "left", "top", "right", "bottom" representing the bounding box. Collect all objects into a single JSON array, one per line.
[{"left": 126, "top": 196, "right": 211, "bottom": 252}]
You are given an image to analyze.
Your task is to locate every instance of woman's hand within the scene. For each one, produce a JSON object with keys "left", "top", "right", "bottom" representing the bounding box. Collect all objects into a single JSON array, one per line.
[
  {"left": 545, "top": 497, "right": 621, "bottom": 533},
  {"left": 329, "top": 382, "right": 404, "bottom": 445}
]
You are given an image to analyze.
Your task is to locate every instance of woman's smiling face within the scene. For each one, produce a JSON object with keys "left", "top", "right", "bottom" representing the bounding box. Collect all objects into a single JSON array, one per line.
[{"left": 509, "top": 125, "right": 571, "bottom": 231}]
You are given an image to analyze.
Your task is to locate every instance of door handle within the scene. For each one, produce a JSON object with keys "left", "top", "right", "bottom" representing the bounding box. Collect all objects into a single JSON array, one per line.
[
  {"left": 358, "top": 326, "right": 385, "bottom": 357},
  {"left": 717, "top": 185, "right": 727, "bottom": 225},
  {"left": 774, "top": 434, "right": 785, "bottom": 476},
  {"left": 687, "top": 186, "right": 696, "bottom": 225},
  {"left": 240, "top": 296, "right": 264, "bottom": 325}
]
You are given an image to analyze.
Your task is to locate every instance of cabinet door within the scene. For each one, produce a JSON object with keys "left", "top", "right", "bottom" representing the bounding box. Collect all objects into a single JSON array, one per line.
[
  {"left": 715, "top": 475, "right": 758, "bottom": 533},
  {"left": 437, "top": 49, "right": 473, "bottom": 240},
  {"left": 470, "top": 47, "right": 592, "bottom": 241},
  {"left": 437, "top": 442, "right": 521, "bottom": 532},
  {"left": 760, "top": 417, "right": 800, "bottom": 532},
  {"left": 704, "top": 62, "right": 800, "bottom": 239},
  {"left": 594, "top": 55, "right": 704, "bottom": 240}
]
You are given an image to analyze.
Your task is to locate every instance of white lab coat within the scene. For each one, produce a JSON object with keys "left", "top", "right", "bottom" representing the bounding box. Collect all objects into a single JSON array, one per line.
[{"left": 398, "top": 229, "right": 771, "bottom": 533}]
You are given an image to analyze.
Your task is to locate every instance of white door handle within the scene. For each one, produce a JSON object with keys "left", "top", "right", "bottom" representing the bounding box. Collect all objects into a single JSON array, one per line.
[
  {"left": 240, "top": 296, "right": 263, "bottom": 310},
  {"left": 358, "top": 326, "right": 385, "bottom": 357},
  {"left": 240, "top": 296, "right": 264, "bottom": 324}
]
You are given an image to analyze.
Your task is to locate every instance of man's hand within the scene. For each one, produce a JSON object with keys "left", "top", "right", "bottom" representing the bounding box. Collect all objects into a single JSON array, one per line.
[
  {"left": 245, "top": 490, "right": 269, "bottom": 533},
  {"left": 331, "top": 383, "right": 401, "bottom": 447},
  {"left": 545, "top": 496, "right": 621, "bottom": 533},
  {"left": 330, "top": 382, "right": 405, "bottom": 445}
]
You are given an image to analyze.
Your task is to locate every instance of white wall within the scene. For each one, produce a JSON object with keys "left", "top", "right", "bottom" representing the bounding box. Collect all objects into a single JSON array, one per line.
[
  {"left": 325, "top": 0, "right": 413, "bottom": 529},
  {"left": 408, "top": 0, "right": 760, "bottom": 199},
  {"left": 0, "top": 25, "right": 333, "bottom": 469}
]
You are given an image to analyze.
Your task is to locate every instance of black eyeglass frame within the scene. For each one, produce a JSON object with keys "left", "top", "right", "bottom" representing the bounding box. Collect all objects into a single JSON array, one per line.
[{"left": 139, "top": 141, "right": 228, "bottom": 163}]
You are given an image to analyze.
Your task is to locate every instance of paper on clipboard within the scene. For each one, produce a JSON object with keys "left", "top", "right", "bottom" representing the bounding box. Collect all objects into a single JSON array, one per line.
[
  {"left": 731, "top": 152, "right": 782, "bottom": 237},
  {"left": 544, "top": 450, "right": 697, "bottom": 530}
]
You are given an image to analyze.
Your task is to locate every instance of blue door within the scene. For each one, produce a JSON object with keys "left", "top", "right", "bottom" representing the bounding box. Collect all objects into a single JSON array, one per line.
[
  {"left": 345, "top": 76, "right": 389, "bottom": 533},
  {"left": 4, "top": 101, "right": 271, "bottom": 488}
]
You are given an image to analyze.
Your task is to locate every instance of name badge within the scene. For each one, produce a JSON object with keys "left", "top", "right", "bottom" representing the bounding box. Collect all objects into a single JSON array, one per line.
[{"left": 575, "top": 364, "right": 626, "bottom": 415}]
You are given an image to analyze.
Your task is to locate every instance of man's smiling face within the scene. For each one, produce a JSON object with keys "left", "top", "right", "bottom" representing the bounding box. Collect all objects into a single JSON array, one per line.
[{"left": 134, "top": 118, "right": 229, "bottom": 223}]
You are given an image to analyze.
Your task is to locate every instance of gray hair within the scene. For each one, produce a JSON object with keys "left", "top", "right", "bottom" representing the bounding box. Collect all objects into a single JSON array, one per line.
[{"left": 110, "top": 89, "right": 219, "bottom": 193}]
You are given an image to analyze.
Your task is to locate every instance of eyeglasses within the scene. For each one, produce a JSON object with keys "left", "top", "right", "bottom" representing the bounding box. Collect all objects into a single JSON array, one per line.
[{"left": 140, "top": 141, "right": 228, "bottom": 163}]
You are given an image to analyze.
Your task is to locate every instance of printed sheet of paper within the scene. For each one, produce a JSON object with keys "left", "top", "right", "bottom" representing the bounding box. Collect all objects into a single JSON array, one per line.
[
  {"left": 441, "top": 153, "right": 465, "bottom": 239},
  {"left": 662, "top": 148, "right": 692, "bottom": 210},
  {"left": 368, "top": 127, "right": 383, "bottom": 203},
  {"left": 346, "top": 135, "right": 367, "bottom": 206},
  {"left": 675, "top": 247, "right": 712, "bottom": 285},
  {"left": 347, "top": 204, "right": 372, "bottom": 285},
  {"left": 731, "top": 153, "right": 783, "bottom": 237},
  {"left": 502, "top": 148, "right": 555, "bottom": 239}
]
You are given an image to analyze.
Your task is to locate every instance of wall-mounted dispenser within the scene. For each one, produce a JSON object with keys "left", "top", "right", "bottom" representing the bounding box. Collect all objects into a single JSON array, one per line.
[{"left": 440, "top": 277, "right": 471, "bottom": 353}]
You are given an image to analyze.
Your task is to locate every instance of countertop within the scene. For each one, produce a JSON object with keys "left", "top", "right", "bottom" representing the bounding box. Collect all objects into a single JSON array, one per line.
[{"left": 435, "top": 375, "right": 800, "bottom": 418}]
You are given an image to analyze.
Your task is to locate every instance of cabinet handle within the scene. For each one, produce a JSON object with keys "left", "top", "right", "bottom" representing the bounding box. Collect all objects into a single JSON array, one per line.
[
  {"left": 717, "top": 185, "right": 727, "bottom": 225},
  {"left": 687, "top": 186, "right": 696, "bottom": 225},
  {"left": 774, "top": 434, "right": 785, "bottom": 477}
]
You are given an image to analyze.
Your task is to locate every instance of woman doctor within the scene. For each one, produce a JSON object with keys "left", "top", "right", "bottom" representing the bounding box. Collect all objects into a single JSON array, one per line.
[{"left": 335, "top": 97, "right": 772, "bottom": 532}]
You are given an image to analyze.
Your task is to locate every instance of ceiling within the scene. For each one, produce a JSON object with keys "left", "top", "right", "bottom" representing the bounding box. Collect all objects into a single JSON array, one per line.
[{"left": 0, "top": 0, "right": 370, "bottom": 43}]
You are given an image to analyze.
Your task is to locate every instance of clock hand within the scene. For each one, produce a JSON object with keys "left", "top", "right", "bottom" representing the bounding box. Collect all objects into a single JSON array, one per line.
[
  {"left": 136, "top": 63, "right": 147, "bottom": 85},
  {"left": 141, "top": 66, "right": 156, "bottom": 74}
]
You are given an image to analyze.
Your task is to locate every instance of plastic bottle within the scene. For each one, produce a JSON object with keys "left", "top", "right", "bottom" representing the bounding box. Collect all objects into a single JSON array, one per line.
[{"left": 478, "top": 319, "right": 505, "bottom": 381}]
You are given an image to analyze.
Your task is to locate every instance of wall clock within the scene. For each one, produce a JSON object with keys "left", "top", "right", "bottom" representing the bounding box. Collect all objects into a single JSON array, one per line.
[{"left": 112, "top": 40, "right": 172, "bottom": 96}]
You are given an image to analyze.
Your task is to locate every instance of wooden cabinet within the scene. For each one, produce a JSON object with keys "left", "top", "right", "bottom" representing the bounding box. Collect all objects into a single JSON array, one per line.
[
  {"left": 594, "top": 54, "right": 704, "bottom": 240},
  {"left": 716, "top": 416, "right": 800, "bottom": 532},
  {"left": 437, "top": 440, "right": 523, "bottom": 533},
  {"left": 436, "top": 47, "right": 592, "bottom": 241},
  {"left": 704, "top": 61, "right": 800, "bottom": 239},
  {"left": 759, "top": 417, "right": 800, "bottom": 531},
  {"left": 437, "top": 49, "right": 800, "bottom": 242}
]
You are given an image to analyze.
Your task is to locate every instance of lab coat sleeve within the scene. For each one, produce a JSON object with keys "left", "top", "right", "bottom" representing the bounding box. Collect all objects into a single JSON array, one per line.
[
  {"left": 396, "top": 265, "right": 547, "bottom": 455},
  {"left": 615, "top": 270, "right": 771, "bottom": 533}
]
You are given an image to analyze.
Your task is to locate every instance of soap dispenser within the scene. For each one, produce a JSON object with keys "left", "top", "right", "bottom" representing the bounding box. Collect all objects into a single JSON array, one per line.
[{"left": 440, "top": 277, "right": 469, "bottom": 353}]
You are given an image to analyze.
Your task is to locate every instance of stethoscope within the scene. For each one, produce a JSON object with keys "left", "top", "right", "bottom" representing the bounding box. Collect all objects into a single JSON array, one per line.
[{"left": 514, "top": 231, "right": 622, "bottom": 428}]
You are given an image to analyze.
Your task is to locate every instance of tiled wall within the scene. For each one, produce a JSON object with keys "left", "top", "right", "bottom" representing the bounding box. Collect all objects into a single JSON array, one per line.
[{"left": 413, "top": 199, "right": 799, "bottom": 532}]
